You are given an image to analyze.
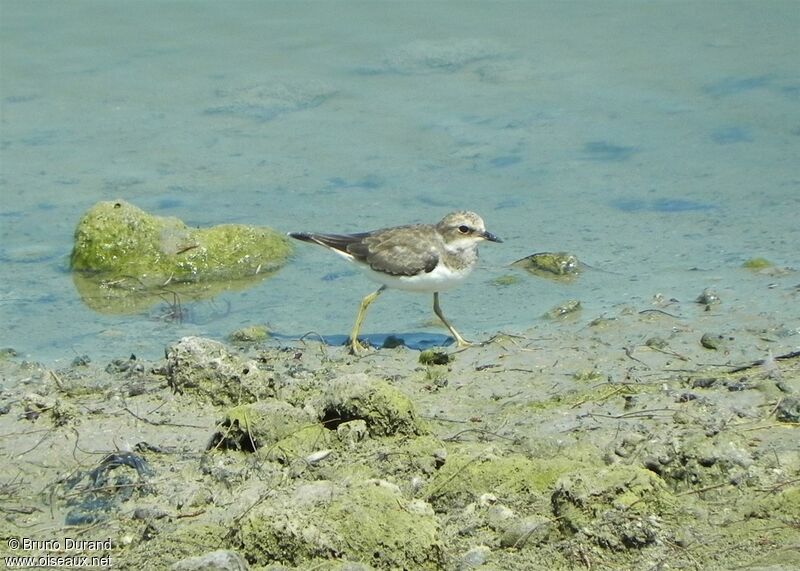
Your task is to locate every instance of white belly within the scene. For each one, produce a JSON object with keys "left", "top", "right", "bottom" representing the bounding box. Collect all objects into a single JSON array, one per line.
[{"left": 360, "top": 261, "right": 473, "bottom": 293}]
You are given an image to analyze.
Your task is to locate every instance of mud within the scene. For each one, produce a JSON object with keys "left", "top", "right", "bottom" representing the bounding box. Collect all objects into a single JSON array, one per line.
[{"left": 1, "top": 302, "right": 798, "bottom": 570}]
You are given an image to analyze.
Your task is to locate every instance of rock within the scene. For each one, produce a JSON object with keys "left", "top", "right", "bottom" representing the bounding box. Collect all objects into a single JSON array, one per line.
[
  {"left": 776, "top": 397, "right": 800, "bottom": 423},
  {"left": 237, "top": 480, "right": 443, "bottom": 569},
  {"left": 551, "top": 465, "right": 672, "bottom": 550},
  {"left": 319, "top": 374, "right": 427, "bottom": 437},
  {"left": 499, "top": 515, "right": 553, "bottom": 548},
  {"left": 166, "top": 337, "right": 275, "bottom": 406},
  {"left": 458, "top": 545, "right": 491, "bottom": 569},
  {"left": 209, "top": 399, "right": 328, "bottom": 463},
  {"left": 424, "top": 451, "right": 580, "bottom": 510},
  {"left": 169, "top": 549, "right": 248, "bottom": 571},
  {"left": 70, "top": 200, "right": 290, "bottom": 283}
]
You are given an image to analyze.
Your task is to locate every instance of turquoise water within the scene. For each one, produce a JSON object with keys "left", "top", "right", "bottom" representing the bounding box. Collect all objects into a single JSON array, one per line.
[{"left": 2, "top": 2, "right": 798, "bottom": 365}]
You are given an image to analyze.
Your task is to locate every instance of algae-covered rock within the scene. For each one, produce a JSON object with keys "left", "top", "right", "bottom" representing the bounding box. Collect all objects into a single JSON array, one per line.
[
  {"left": 209, "top": 399, "right": 317, "bottom": 455},
  {"left": 742, "top": 257, "right": 773, "bottom": 270},
  {"left": 319, "top": 374, "right": 427, "bottom": 437},
  {"left": 551, "top": 465, "right": 673, "bottom": 550},
  {"left": 237, "top": 480, "right": 443, "bottom": 569},
  {"left": 543, "top": 299, "right": 581, "bottom": 320},
  {"left": 71, "top": 200, "right": 291, "bottom": 283},
  {"left": 228, "top": 326, "right": 270, "bottom": 343},
  {"left": 639, "top": 433, "right": 753, "bottom": 492},
  {"left": 166, "top": 337, "right": 275, "bottom": 406},
  {"left": 512, "top": 252, "right": 580, "bottom": 280},
  {"left": 424, "top": 450, "right": 580, "bottom": 510}
]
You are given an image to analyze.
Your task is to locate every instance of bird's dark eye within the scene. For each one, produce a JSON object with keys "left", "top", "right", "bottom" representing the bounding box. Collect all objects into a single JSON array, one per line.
[{"left": 458, "top": 225, "right": 470, "bottom": 234}]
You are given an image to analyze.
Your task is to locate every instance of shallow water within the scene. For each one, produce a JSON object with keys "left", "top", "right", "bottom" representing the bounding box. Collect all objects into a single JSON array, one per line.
[{"left": 1, "top": 1, "right": 799, "bottom": 367}]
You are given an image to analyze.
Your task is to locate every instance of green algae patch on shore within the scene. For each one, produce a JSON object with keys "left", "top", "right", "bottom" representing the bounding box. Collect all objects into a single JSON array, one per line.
[
  {"left": 551, "top": 465, "right": 674, "bottom": 550},
  {"left": 237, "top": 480, "right": 443, "bottom": 569},
  {"left": 320, "top": 374, "right": 429, "bottom": 437},
  {"left": 70, "top": 200, "right": 291, "bottom": 313},
  {"left": 424, "top": 450, "right": 587, "bottom": 510},
  {"left": 210, "top": 399, "right": 317, "bottom": 454}
]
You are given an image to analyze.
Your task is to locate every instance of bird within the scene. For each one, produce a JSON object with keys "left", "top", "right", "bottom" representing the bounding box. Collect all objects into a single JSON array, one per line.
[{"left": 288, "top": 210, "right": 502, "bottom": 354}]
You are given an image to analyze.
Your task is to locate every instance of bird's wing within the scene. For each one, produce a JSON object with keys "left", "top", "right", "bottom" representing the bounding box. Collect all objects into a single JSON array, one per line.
[
  {"left": 348, "top": 225, "right": 439, "bottom": 276},
  {"left": 288, "top": 231, "right": 371, "bottom": 254}
]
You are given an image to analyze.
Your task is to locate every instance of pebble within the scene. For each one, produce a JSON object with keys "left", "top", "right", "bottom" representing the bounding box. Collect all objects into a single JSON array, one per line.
[{"left": 169, "top": 550, "right": 248, "bottom": 571}]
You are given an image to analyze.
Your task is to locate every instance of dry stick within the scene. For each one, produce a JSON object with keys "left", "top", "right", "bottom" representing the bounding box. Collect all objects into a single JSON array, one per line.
[
  {"left": 675, "top": 481, "right": 733, "bottom": 497},
  {"left": 638, "top": 308, "right": 682, "bottom": 318},
  {"left": 424, "top": 455, "right": 485, "bottom": 500},
  {"left": 443, "top": 428, "right": 517, "bottom": 443},
  {"left": 728, "top": 350, "right": 800, "bottom": 373},
  {"left": 121, "top": 405, "right": 206, "bottom": 429},
  {"left": 587, "top": 408, "right": 675, "bottom": 420}
]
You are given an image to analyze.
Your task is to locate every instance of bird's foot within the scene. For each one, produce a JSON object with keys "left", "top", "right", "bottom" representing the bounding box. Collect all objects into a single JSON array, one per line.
[
  {"left": 346, "top": 337, "right": 372, "bottom": 356},
  {"left": 452, "top": 335, "right": 477, "bottom": 350}
]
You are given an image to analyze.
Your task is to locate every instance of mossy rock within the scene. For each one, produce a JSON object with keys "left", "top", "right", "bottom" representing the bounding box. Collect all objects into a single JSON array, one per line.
[
  {"left": 237, "top": 480, "right": 443, "bottom": 569},
  {"left": 210, "top": 399, "right": 317, "bottom": 454},
  {"left": 70, "top": 200, "right": 291, "bottom": 283},
  {"left": 742, "top": 257, "right": 773, "bottom": 270},
  {"left": 228, "top": 325, "right": 271, "bottom": 343},
  {"left": 320, "top": 374, "right": 428, "bottom": 437},
  {"left": 267, "top": 425, "right": 330, "bottom": 464},
  {"left": 551, "top": 465, "right": 674, "bottom": 550},
  {"left": 424, "top": 450, "right": 583, "bottom": 510},
  {"left": 750, "top": 485, "right": 800, "bottom": 523},
  {"left": 166, "top": 337, "right": 275, "bottom": 406}
]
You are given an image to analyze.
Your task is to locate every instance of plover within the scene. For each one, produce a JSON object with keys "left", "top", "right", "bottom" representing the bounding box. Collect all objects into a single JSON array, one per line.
[{"left": 289, "top": 211, "right": 502, "bottom": 353}]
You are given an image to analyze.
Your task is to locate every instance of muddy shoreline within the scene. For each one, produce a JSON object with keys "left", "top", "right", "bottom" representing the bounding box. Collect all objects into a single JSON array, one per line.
[{"left": 1, "top": 301, "right": 798, "bottom": 570}]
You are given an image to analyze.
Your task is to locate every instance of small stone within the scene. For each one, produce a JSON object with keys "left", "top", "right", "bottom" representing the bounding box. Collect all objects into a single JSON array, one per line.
[
  {"left": 696, "top": 288, "right": 721, "bottom": 306},
  {"left": 228, "top": 326, "right": 270, "bottom": 343},
  {"left": 499, "top": 515, "right": 552, "bottom": 548},
  {"left": 544, "top": 299, "right": 581, "bottom": 319},
  {"left": 169, "top": 549, "right": 248, "bottom": 571},
  {"left": 486, "top": 504, "right": 515, "bottom": 529},
  {"left": 458, "top": 545, "right": 491, "bottom": 569},
  {"left": 419, "top": 350, "right": 453, "bottom": 366},
  {"left": 776, "top": 397, "right": 800, "bottom": 423},
  {"left": 700, "top": 333, "right": 731, "bottom": 350}
]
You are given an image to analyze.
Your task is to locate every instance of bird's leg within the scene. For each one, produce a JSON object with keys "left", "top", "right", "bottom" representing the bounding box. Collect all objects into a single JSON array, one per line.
[
  {"left": 348, "top": 285, "right": 386, "bottom": 354},
  {"left": 433, "top": 292, "right": 473, "bottom": 348}
]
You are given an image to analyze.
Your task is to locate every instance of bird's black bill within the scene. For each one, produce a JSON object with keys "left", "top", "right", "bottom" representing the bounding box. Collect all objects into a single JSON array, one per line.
[{"left": 482, "top": 231, "right": 503, "bottom": 243}]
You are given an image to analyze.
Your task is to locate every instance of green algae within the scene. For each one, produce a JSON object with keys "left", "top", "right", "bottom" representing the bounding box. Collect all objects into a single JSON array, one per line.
[
  {"left": 424, "top": 450, "right": 586, "bottom": 510},
  {"left": 321, "top": 375, "right": 428, "bottom": 437},
  {"left": 552, "top": 465, "right": 675, "bottom": 550},
  {"left": 237, "top": 481, "right": 443, "bottom": 569},
  {"left": 71, "top": 200, "right": 291, "bottom": 280},
  {"left": 211, "top": 399, "right": 317, "bottom": 453},
  {"left": 228, "top": 325, "right": 271, "bottom": 343},
  {"left": 69, "top": 200, "right": 291, "bottom": 313},
  {"left": 742, "top": 257, "right": 773, "bottom": 270}
]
